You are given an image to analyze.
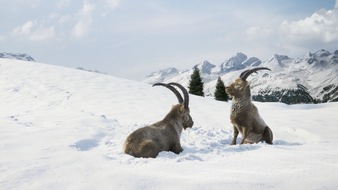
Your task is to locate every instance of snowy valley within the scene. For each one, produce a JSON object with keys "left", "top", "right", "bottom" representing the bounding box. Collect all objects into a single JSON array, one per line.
[
  {"left": 1, "top": 58, "right": 338, "bottom": 189},
  {"left": 143, "top": 49, "right": 338, "bottom": 104}
]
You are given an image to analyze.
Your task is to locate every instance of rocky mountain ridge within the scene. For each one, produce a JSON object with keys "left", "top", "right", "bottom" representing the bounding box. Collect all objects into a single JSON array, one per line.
[
  {"left": 143, "top": 49, "right": 338, "bottom": 104},
  {"left": 0, "top": 52, "right": 35, "bottom": 62}
]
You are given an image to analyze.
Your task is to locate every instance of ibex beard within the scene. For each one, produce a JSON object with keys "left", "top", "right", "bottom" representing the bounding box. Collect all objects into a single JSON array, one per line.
[
  {"left": 123, "top": 83, "right": 193, "bottom": 158},
  {"left": 225, "top": 67, "right": 273, "bottom": 145}
]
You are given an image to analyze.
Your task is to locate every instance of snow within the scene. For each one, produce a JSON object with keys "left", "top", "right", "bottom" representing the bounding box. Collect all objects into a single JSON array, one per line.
[{"left": 1, "top": 58, "right": 338, "bottom": 190}]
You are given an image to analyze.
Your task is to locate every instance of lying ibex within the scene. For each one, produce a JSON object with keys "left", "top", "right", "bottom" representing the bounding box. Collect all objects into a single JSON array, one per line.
[
  {"left": 225, "top": 67, "right": 273, "bottom": 145},
  {"left": 123, "top": 82, "right": 194, "bottom": 158}
]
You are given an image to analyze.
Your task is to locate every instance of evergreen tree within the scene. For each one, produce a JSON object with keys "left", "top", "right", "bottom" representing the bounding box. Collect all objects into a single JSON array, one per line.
[
  {"left": 188, "top": 66, "right": 204, "bottom": 96},
  {"left": 214, "top": 77, "right": 229, "bottom": 101}
]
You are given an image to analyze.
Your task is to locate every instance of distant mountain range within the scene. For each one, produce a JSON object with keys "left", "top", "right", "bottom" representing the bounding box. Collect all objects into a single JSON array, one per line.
[
  {"left": 0, "top": 52, "right": 35, "bottom": 62},
  {"left": 143, "top": 49, "right": 338, "bottom": 104},
  {"left": 2, "top": 50, "right": 337, "bottom": 104}
]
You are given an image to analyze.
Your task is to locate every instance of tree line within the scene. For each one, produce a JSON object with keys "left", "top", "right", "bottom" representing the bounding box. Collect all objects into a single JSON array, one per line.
[{"left": 188, "top": 66, "right": 229, "bottom": 101}]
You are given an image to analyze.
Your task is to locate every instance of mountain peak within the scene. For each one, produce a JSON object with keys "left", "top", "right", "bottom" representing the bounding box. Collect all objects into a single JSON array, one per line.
[
  {"left": 219, "top": 52, "right": 248, "bottom": 73},
  {"left": 266, "top": 54, "right": 291, "bottom": 68},
  {"left": 233, "top": 52, "right": 248, "bottom": 61},
  {"left": 199, "top": 59, "right": 212, "bottom": 65},
  {"left": 147, "top": 67, "right": 179, "bottom": 78},
  {"left": 143, "top": 67, "right": 179, "bottom": 84},
  {"left": 243, "top": 57, "right": 262, "bottom": 67},
  {"left": 195, "top": 60, "right": 216, "bottom": 74},
  {"left": 307, "top": 49, "right": 337, "bottom": 67},
  {"left": 273, "top": 54, "right": 291, "bottom": 61},
  {"left": 0, "top": 52, "right": 35, "bottom": 62},
  {"left": 312, "top": 49, "right": 331, "bottom": 58}
]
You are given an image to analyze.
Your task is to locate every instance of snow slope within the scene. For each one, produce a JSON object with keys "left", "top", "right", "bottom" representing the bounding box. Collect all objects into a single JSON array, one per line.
[{"left": 1, "top": 58, "right": 338, "bottom": 190}]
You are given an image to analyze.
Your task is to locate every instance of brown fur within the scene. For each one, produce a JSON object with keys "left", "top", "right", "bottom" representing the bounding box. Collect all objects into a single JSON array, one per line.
[
  {"left": 226, "top": 78, "right": 273, "bottom": 145},
  {"left": 124, "top": 83, "right": 193, "bottom": 158}
]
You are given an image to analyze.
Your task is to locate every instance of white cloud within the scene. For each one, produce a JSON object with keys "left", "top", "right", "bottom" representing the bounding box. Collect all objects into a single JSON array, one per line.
[
  {"left": 81, "top": 2, "right": 95, "bottom": 17},
  {"left": 12, "top": 20, "right": 36, "bottom": 36},
  {"left": 243, "top": 6, "right": 338, "bottom": 56},
  {"left": 0, "top": 35, "right": 6, "bottom": 42},
  {"left": 12, "top": 20, "right": 55, "bottom": 41},
  {"left": 336, "top": 0, "right": 338, "bottom": 9},
  {"left": 72, "top": 19, "right": 92, "bottom": 38},
  {"left": 12, "top": 1, "right": 97, "bottom": 40},
  {"left": 29, "top": 26, "right": 55, "bottom": 41},
  {"left": 280, "top": 9, "right": 338, "bottom": 43},
  {"left": 72, "top": 2, "right": 95, "bottom": 38},
  {"left": 100, "top": 0, "right": 120, "bottom": 17},
  {"left": 56, "top": 0, "right": 70, "bottom": 9},
  {"left": 106, "top": 0, "right": 119, "bottom": 10},
  {"left": 59, "top": 15, "right": 71, "bottom": 24},
  {"left": 245, "top": 26, "right": 273, "bottom": 41}
]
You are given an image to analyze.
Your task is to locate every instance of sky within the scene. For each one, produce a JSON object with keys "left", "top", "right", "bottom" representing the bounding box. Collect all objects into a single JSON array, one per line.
[{"left": 1, "top": 0, "right": 337, "bottom": 80}]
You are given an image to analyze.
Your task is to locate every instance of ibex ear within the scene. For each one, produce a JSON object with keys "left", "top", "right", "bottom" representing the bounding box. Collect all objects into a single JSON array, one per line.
[{"left": 179, "top": 105, "right": 185, "bottom": 113}]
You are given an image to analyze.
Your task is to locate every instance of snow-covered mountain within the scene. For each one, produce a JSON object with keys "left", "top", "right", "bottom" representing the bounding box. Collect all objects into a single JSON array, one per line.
[
  {"left": 143, "top": 49, "right": 338, "bottom": 104},
  {"left": 0, "top": 52, "right": 35, "bottom": 62},
  {"left": 143, "top": 67, "right": 179, "bottom": 84},
  {"left": 215, "top": 52, "right": 262, "bottom": 74}
]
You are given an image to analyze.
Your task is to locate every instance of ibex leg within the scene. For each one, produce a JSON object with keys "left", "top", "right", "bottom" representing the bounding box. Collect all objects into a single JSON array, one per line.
[
  {"left": 262, "top": 126, "right": 273, "bottom": 145},
  {"left": 231, "top": 126, "right": 239, "bottom": 145}
]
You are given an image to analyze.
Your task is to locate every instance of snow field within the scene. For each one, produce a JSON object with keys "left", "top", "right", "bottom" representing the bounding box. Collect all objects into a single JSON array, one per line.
[{"left": 1, "top": 59, "right": 338, "bottom": 190}]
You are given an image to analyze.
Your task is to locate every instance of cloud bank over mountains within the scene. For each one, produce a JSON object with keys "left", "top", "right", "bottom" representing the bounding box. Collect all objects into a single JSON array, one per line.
[
  {"left": 1, "top": 0, "right": 337, "bottom": 80},
  {"left": 245, "top": 3, "right": 338, "bottom": 57},
  {"left": 281, "top": 7, "right": 338, "bottom": 45}
]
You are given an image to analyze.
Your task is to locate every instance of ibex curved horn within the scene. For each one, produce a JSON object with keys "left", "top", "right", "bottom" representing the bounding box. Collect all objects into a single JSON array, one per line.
[
  {"left": 239, "top": 67, "right": 271, "bottom": 81},
  {"left": 168, "top": 82, "right": 189, "bottom": 109},
  {"left": 153, "top": 83, "right": 183, "bottom": 103}
]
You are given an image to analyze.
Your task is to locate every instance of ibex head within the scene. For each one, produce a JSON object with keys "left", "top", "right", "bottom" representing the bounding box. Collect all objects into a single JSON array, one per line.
[
  {"left": 153, "top": 82, "right": 194, "bottom": 129},
  {"left": 225, "top": 67, "right": 271, "bottom": 100}
]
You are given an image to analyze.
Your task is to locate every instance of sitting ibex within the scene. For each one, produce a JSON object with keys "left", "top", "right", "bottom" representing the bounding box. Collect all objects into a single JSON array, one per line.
[
  {"left": 225, "top": 67, "right": 273, "bottom": 145},
  {"left": 123, "top": 82, "right": 194, "bottom": 158}
]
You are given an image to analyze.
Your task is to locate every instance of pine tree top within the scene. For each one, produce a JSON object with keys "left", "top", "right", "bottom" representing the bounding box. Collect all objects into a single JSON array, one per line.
[
  {"left": 214, "top": 76, "right": 228, "bottom": 101},
  {"left": 188, "top": 66, "right": 204, "bottom": 97}
]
